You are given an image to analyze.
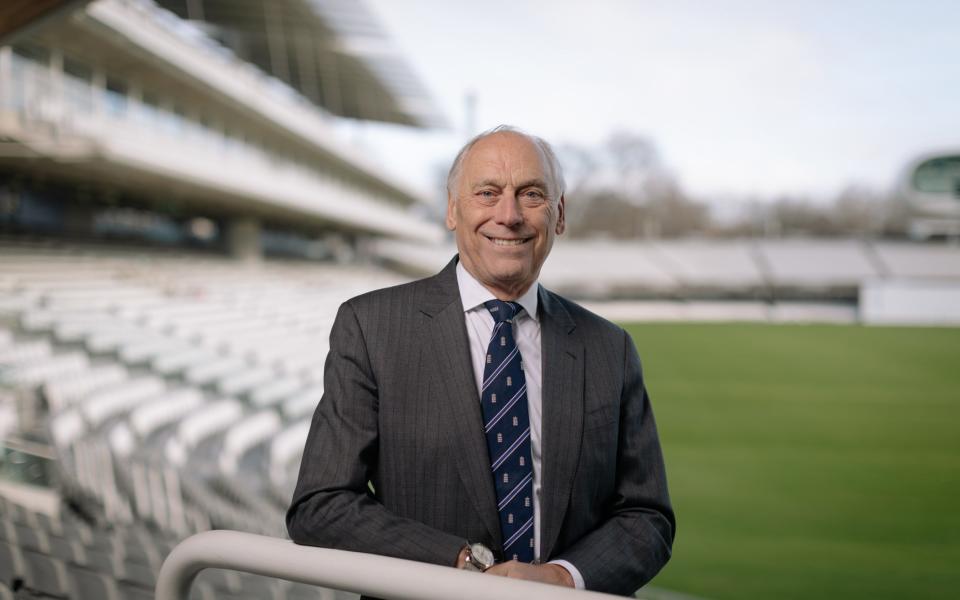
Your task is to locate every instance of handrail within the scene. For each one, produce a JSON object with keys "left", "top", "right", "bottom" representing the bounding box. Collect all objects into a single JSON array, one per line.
[{"left": 156, "top": 530, "right": 620, "bottom": 600}]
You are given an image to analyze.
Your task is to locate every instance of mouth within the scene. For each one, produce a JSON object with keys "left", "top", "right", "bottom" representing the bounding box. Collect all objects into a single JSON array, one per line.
[{"left": 484, "top": 235, "right": 532, "bottom": 247}]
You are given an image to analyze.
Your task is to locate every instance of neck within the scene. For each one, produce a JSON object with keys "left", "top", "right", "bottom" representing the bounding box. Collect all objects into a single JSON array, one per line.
[
  {"left": 458, "top": 261, "right": 534, "bottom": 301},
  {"left": 482, "top": 282, "right": 532, "bottom": 302}
]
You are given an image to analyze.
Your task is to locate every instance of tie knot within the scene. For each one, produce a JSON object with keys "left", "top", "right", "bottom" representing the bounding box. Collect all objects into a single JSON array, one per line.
[{"left": 484, "top": 300, "right": 521, "bottom": 324}]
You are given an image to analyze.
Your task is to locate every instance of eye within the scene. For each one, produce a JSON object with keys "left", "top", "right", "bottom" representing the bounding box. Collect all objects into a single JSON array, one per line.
[
  {"left": 521, "top": 189, "right": 546, "bottom": 202},
  {"left": 476, "top": 189, "right": 497, "bottom": 199}
]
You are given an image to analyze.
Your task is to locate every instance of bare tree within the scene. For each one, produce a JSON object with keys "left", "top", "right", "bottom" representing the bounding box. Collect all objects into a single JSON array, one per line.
[{"left": 561, "top": 132, "right": 708, "bottom": 239}]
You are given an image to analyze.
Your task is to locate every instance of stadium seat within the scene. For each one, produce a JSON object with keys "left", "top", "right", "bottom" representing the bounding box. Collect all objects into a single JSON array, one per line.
[
  {"left": 184, "top": 357, "right": 248, "bottom": 387},
  {"left": 81, "top": 377, "right": 167, "bottom": 427},
  {"left": 249, "top": 376, "right": 303, "bottom": 408},
  {"left": 152, "top": 347, "right": 219, "bottom": 376},
  {"left": 128, "top": 389, "right": 204, "bottom": 439},
  {"left": 1, "top": 520, "right": 50, "bottom": 554},
  {"left": 0, "top": 540, "right": 24, "bottom": 587},
  {"left": 19, "top": 548, "right": 71, "bottom": 598},
  {"left": 216, "top": 366, "right": 276, "bottom": 397},
  {"left": 165, "top": 399, "right": 243, "bottom": 465},
  {"left": 2, "top": 352, "right": 89, "bottom": 386},
  {"left": 67, "top": 565, "right": 120, "bottom": 600},
  {"left": 282, "top": 386, "right": 323, "bottom": 419},
  {"left": 0, "top": 340, "right": 52, "bottom": 368},
  {"left": 43, "top": 364, "right": 129, "bottom": 412},
  {"left": 219, "top": 410, "right": 281, "bottom": 474}
]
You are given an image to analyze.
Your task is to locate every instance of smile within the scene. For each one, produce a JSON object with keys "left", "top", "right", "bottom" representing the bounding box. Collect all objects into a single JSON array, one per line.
[{"left": 485, "top": 236, "right": 531, "bottom": 246}]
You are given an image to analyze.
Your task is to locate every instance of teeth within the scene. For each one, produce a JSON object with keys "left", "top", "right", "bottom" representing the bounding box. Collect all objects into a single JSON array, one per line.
[{"left": 491, "top": 238, "right": 526, "bottom": 246}]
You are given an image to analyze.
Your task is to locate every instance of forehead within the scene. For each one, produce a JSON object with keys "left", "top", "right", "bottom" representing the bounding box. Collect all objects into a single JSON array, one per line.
[{"left": 461, "top": 133, "right": 548, "bottom": 183}]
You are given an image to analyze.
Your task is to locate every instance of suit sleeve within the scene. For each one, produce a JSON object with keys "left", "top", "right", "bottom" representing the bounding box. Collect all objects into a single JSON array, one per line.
[
  {"left": 553, "top": 328, "right": 676, "bottom": 596},
  {"left": 286, "top": 301, "right": 465, "bottom": 566}
]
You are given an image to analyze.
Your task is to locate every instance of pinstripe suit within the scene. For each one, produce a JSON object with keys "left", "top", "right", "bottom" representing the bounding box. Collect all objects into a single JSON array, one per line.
[{"left": 286, "top": 257, "right": 675, "bottom": 596}]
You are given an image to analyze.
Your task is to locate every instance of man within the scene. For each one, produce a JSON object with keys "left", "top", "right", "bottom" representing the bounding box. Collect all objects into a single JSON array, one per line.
[{"left": 287, "top": 126, "right": 675, "bottom": 596}]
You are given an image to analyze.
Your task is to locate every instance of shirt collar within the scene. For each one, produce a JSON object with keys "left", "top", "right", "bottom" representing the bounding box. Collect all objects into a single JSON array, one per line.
[{"left": 456, "top": 261, "right": 540, "bottom": 323}]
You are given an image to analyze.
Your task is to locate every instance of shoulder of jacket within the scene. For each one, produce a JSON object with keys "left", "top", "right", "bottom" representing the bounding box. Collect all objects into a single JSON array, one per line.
[
  {"left": 544, "top": 288, "right": 627, "bottom": 341},
  {"left": 342, "top": 272, "right": 436, "bottom": 313}
]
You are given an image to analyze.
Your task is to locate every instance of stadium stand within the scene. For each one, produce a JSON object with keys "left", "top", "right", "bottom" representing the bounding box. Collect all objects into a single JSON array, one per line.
[
  {"left": 754, "top": 239, "right": 881, "bottom": 292},
  {"left": 872, "top": 241, "right": 960, "bottom": 279},
  {"left": 0, "top": 236, "right": 411, "bottom": 598},
  {"left": 651, "top": 239, "right": 765, "bottom": 294},
  {"left": 371, "top": 237, "right": 960, "bottom": 323}
]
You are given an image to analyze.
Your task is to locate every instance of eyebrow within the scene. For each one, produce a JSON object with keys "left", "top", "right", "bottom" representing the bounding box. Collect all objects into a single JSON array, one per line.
[
  {"left": 516, "top": 179, "right": 549, "bottom": 190},
  {"left": 472, "top": 179, "right": 503, "bottom": 189},
  {"left": 472, "top": 179, "right": 549, "bottom": 190}
]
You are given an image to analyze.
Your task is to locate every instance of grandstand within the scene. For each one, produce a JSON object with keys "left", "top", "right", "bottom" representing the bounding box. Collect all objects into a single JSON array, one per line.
[
  {"left": 1, "top": 236, "right": 408, "bottom": 598},
  {"left": 0, "top": 0, "right": 447, "bottom": 597},
  {"left": 0, "top": 0, "right": 445, "bottom": 259},
  {"left": 372, "top": 237, "right": 960, "bottom": 324}
]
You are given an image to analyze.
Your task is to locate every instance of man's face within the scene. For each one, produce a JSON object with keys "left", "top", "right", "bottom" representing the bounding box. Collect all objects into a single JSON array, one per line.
[{"left": 446, "top": 132, "right": 565, "bottom": 299}]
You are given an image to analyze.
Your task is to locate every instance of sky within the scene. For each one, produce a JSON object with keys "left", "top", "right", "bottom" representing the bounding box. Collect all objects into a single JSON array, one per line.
[{"left": 343, "top": 0, "right": 960, "bottom": 208}]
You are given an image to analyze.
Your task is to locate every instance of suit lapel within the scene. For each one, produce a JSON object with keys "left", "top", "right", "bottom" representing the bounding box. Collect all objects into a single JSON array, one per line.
[
  {"left": 538, "top": 285, "right": 584, "bottom": 560},
  {"left": 420, "top": 258, "right": 502, "bottom": 547}
]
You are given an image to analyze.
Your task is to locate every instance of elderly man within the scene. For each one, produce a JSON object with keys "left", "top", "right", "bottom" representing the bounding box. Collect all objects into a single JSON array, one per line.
[{"left": 287, "top": 126, "right": 674, "bottom": 596}]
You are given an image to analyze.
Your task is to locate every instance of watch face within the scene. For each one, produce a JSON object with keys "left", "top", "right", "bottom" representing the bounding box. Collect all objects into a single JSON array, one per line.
[{"left": 470, "top": 543, "right": 494, "bottom": 568}]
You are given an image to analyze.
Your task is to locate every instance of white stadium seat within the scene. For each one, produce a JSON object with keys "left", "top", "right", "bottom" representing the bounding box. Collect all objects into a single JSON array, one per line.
[
  {"left": 184, "top": 357, "right": 248, "bottom": 386},
  {"left": 129, "top": 389, "right": 205, "bottom": 438},
  {"left": 219, "top": 410, "right": 282, "bottom": 474},
  {"left": 249, "top": 377, "right": 303, "bottom": 408},
  {"left": 269, "top": 421, "right": 311, "bottom": 486},
  {"left": 165, "top": 399, "right": 243, "bottom": 466},
  {"left": 3, "top": 352, "right": 89, "bottom": 386},
  {"left": 216, "top": 366, "right": 275, "bottom": 397},
  {"left": 50, "top": 409, "right": 86, "bottom": 447},
  {"left": 282, "top": 385, "right": 323, "bottom": 419},
  {"left": 151, "top": 347, "right": 220, "bottom": 376},
  {"left": 82, "top": 376, "right": 167, "bottom": 427},
  {"left": 43, "top": 364, "right": 129, "bottom": 412}
]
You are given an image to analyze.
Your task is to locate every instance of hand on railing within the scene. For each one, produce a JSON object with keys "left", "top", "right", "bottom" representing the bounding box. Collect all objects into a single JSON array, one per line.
[{"left": 156, "top": 530, "right": 620, "bottom": 600}]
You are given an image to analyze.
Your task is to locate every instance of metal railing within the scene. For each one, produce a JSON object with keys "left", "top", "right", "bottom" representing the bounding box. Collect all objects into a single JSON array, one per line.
[{"left": 156, "top": 530, "right": 620, "bottom": 600}]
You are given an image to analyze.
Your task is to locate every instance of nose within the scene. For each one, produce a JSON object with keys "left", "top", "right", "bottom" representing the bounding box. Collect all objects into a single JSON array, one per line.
[{"left": 494, "top": 191, "right": 523, "bottom": 227}]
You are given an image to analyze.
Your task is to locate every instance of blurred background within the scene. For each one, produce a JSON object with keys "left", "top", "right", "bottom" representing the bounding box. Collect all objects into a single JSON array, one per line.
[{"left": 0, "top": 1, "right": 958, "bottom": 599}]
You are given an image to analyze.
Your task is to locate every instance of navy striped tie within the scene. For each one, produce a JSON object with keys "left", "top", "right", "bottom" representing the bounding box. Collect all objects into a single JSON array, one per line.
[{"left": 481, "top": 300, "right": 534, "bottom": 562}]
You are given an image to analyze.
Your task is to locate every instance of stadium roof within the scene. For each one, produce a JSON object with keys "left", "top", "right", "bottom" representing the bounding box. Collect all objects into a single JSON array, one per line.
[
  {"left": 0, "top": 0, "right": 92, "bottom": 43},
  {"left": 153, "top": 0, "right": 446, "bottom": 128}
]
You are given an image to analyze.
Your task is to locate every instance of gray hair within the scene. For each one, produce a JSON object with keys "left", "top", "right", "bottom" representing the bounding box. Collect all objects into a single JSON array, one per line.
[{"left": 445, "top": 125, "right": 566, "bottom": 200}]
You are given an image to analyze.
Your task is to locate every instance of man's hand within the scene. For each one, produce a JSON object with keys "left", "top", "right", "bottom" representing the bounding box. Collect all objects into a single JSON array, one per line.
[{"left": 484, "top": 561, "right": 575, "bottom": 587}]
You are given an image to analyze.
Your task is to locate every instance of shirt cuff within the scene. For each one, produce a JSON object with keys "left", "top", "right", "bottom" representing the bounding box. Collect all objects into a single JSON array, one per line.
[{"left": 547, "top": 559, "right": 585, "bottom": 590}]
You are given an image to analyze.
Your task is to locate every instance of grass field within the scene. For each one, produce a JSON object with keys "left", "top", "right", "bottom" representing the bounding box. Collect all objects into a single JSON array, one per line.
[{"left": 622, "top": 323, "right": 960, "bottom": 600}]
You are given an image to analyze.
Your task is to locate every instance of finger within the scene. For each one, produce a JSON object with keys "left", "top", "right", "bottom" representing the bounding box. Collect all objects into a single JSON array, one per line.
[{"left": 484, "top": 561, "right": 518, "bottom": 576}]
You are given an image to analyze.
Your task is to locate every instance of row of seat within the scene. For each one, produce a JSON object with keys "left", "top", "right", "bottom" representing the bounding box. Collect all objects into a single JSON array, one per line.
[
  {"left": 372, "top": 237, "right": 960, "bottom": 293},
  {"left": 0, "top": 495, "right": 339, "bottom": 599},
  {"left": 1, "top": 239, "right": 401, "bottom": 597}
]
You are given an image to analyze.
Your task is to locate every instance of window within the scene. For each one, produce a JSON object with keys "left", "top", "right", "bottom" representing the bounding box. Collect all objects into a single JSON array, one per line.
[
  {"left": 105, "top": 76, "right": 128, "bottom": 117},
  {"left": 63, "top": 57, "right": 94, "bottom": 113},
  {"left": 913, "top": 157, "right": 960, "bottom": 198}
]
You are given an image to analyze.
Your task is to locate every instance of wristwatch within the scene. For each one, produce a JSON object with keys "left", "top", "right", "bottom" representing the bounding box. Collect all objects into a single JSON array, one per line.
[{"left": 462, "top": 542, "right": 495, "bottom": 572}]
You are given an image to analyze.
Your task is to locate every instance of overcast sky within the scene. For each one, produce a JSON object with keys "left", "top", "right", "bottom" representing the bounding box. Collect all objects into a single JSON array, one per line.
[{"left": 346, "top": 0, "right": 959, "bottom": 206}]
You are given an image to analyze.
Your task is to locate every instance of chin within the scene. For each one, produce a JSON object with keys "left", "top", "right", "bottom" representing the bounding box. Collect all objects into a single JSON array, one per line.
[{"left": 490, "top": 268, "right": 533, "bottom": 290}]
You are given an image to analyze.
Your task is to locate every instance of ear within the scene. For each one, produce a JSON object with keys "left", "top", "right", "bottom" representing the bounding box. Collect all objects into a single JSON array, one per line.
[
  {"left": 555, "top": 194, "right": 566, "bottom": 235},
  {"left": 445, "top": 193, "right": 457, "bottom": 231}
]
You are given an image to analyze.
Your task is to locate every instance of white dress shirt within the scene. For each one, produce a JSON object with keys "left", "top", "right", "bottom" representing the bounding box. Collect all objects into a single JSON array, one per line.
[{"left": 456, "top": 263, "right": 585, "bottom": 589}]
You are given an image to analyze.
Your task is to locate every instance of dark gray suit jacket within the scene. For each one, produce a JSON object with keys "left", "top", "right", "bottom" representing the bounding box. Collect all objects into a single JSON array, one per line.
[{"left": 287, "top": 257, "right": 675, "bottom": 596}]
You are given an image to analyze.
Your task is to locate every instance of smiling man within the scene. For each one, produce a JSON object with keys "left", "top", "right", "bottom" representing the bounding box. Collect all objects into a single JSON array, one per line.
[{"left": 287, "top": 126, "right": 675, "bottom": 597}]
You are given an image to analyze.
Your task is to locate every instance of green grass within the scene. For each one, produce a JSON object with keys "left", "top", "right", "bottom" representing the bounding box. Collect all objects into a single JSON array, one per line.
[{"left": 623, "top": 323, "right": 960, "bottom": 600}]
